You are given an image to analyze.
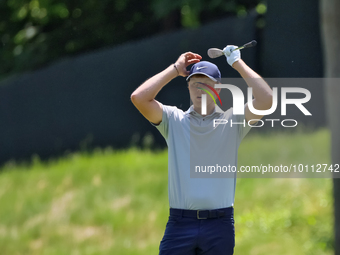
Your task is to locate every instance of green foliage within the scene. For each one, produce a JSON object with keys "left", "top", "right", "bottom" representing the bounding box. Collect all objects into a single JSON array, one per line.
[
  {"left": 0, "top": 129, "right": 333, "bottom": 254},
  {"left": 0, "top": 0, "right": 265, "bottom": 80},
  {"left": 0, "top": 0, "right": 159, "bottom": 78}
]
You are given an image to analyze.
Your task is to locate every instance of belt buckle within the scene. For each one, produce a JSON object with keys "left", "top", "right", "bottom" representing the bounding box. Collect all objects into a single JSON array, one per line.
[{"left": 197, "top": 210, "right": 208, "bottom": 219}]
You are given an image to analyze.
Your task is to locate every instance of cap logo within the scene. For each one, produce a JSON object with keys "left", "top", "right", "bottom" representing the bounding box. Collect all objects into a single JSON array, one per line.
[{"left": 196, "top": 66, "right": 207, "bottom": 70}]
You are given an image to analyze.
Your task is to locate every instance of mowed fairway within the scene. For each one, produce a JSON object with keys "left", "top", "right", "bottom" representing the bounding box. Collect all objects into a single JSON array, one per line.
[{"left": 0, "top": 129, "right": 333, "bottom": 255}]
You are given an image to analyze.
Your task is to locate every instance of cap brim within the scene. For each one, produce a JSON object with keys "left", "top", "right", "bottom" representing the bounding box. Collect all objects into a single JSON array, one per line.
[{"left": 186, "top": 72, "right": 217, "bottom": 82}]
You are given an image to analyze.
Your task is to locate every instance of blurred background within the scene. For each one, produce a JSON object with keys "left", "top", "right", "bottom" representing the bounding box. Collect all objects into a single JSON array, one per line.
[{"left": 0, "top": 0, "right": 339, "bottom": 254}]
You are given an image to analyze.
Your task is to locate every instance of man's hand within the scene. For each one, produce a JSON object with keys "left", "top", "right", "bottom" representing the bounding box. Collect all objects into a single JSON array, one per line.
[
  {"left": 223, "top": 45, "right": 241, "bottom": 67},
  {"left": 174, "top": 52, "right": 202, "bottom": 77}
]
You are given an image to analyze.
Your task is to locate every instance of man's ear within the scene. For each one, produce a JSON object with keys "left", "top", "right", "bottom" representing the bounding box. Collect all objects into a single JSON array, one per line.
[
  {"left": 215, "top": 82, "right": 221, "bottom": 94},
  {"left": 216, "top": 88, "right": 221, "bottom": 94}
]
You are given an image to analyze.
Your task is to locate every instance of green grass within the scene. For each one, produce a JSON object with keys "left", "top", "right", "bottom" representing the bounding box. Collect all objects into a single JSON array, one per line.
[{"left": 0, "top": 129, "right": 334, "bottom": 254}]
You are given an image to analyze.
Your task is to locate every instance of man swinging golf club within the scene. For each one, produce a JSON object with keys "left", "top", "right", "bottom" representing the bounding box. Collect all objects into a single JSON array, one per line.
[{"left": 131, "top": 45, "right": 273, "bottom": 255}]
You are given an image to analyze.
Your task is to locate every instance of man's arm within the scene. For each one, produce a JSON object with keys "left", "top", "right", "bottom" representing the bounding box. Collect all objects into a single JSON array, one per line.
[
  {"left": 130, "top": 52, "right": 202, "bottom": 124},
  {"left": 223, "top": 46, "right": 273, "bottom": 124},
  {"left": 233, "top": 60, "right": 273, "bottom": 123}
]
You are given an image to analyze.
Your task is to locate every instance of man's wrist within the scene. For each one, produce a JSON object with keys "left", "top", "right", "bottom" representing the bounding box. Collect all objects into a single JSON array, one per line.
[
  {"left": 173, "top": 64, "right": 179, "bottom": 76},
  {"left": 165, "top": 64, "right": 179, "bottom": 79},
  {"left": 232, "top": 59, "right": 245, "bottom": 70}
]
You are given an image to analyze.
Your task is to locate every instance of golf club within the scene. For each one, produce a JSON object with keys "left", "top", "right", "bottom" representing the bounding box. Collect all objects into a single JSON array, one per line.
[{"left": 207, "top": 40, "right": 257, "bottom": 59}]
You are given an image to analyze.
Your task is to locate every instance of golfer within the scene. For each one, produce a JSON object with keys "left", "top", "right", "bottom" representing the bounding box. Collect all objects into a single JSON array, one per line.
[{"left": 131, "top": 46, "right": 273, "bottom": 255}]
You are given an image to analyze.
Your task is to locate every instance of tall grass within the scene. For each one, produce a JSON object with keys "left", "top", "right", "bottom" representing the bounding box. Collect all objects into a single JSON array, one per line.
[{"left": 0, "top": 129, "right": 333, "bottom": 254}]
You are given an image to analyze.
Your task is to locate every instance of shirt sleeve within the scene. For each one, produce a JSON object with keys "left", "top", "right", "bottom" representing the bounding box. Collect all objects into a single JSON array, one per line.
[{"left": 150, "top": 104, "right": 176, "bottom": 140}]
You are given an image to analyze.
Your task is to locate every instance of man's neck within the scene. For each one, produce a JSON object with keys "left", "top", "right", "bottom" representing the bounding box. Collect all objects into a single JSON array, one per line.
[{"left": 193, "top": 105, "right": 215, "bottom": 116}]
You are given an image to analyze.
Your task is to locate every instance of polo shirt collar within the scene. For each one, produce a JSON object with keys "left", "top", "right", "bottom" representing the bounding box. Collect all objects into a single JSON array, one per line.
[{"left": 186, "top": 105, "right": 224, "bottom": 117}]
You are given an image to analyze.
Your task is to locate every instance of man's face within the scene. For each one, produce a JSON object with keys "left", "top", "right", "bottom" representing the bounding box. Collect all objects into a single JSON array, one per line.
[{"left": 188, "top": 75, "right": 221, "bottom": 110}]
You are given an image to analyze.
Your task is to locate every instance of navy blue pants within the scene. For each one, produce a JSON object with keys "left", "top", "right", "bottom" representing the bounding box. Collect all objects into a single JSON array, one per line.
[{"left": 159, "top": 207, "right": 235, "bottom": 255}]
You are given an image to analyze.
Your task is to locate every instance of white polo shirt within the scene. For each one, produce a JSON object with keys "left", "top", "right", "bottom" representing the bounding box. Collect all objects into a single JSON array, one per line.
[{"left": 152, "top": 104, "right": 252, "bottom": 210}]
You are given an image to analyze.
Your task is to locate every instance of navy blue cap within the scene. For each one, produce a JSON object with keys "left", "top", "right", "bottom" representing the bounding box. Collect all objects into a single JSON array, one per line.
[{"left": 186, "top": 61, "right": 221, "bottom": 82}]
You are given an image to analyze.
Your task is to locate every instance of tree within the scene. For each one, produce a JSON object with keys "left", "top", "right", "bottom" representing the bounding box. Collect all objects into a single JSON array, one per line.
[
  {"left": 0, "top": 0, "right": 263, "bottom": 80},
  {"left": 320, "top": 0, "right": 340, "bottom": 254}
]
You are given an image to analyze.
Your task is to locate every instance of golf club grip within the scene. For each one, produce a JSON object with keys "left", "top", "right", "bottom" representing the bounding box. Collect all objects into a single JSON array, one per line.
[
  {"left": 243, "top": 42, "right": 254, "bottom": 48},
  {"left": 232, "top": 40, "right": 257, "bottom": 52}
]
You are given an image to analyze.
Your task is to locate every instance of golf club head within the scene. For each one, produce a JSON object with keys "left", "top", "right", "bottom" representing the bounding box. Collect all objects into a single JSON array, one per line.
[{"left": 207, "top": 48, "right": 225, "bottom": 59}]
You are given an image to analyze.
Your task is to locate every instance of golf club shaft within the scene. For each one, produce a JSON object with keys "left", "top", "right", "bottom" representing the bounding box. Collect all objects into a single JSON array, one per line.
[{"left": 232, "top": 45, "right": 245, "bottom": 52}]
